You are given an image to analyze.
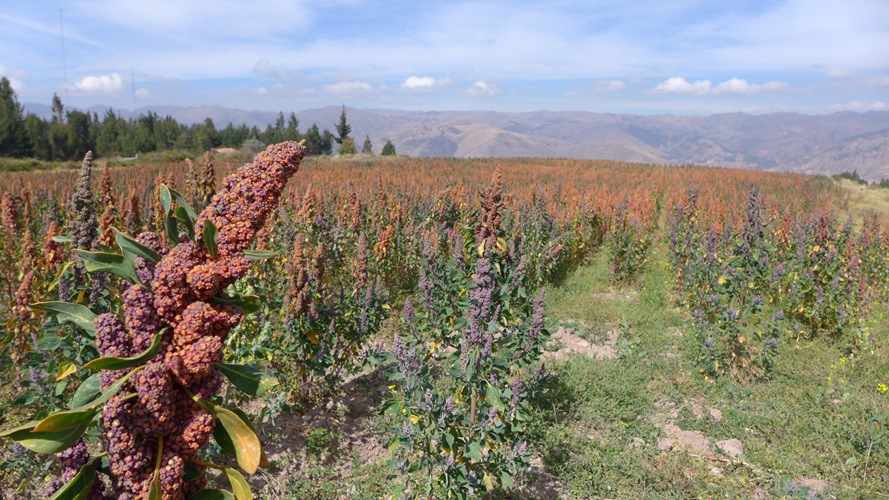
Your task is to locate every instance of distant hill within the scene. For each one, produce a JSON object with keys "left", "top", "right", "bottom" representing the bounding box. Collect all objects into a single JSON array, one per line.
[{"left": 23, "top": 103, "right": 889, "bottom": 181}]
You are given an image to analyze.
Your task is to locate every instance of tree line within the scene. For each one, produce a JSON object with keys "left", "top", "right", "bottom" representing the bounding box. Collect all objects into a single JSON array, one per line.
[{"left": 0, "top": 78, "right": 395, "bottom": 162}]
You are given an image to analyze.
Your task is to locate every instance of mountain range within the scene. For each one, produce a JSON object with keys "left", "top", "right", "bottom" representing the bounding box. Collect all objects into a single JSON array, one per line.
[{"left": 24, "top": 103, "right": 889, "bottom": 182}]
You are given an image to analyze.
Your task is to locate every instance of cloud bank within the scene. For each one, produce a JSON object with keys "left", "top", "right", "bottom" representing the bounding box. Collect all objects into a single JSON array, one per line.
[{"left": 651, "top": 77, "right": 790, "bottom": 96}]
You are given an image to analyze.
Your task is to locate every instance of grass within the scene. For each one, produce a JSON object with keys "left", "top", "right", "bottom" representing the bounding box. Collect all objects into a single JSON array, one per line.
[
  {"left": 530, "top": 241, "right": 889, "bottom": 498},
  {"left": 837, "top": 178, "right": 889, "bottom": 220}
]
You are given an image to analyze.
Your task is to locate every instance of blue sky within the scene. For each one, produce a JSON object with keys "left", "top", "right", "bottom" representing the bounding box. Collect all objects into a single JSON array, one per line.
[{"left": 1, "top": 0, "right": 888, "bottom": 115}]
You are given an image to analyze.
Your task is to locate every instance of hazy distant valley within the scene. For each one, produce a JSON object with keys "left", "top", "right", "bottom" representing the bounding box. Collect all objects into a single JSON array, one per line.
[{"left": 25, "top": 103, "right": 889, "bottom": 181}]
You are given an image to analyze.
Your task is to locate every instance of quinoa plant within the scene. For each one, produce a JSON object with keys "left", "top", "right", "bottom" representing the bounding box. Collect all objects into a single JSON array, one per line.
[
  {"left": 779, "top": 211, "right": 876, "bottom": 346},
  {"left": 1, "top": 141, "right": 306, "bottom": 499},
  {"left": 608, "top": 196, "right": 656, "bottom": 283},
  {"left": 223, "top": 184, "right": 388, "bottom": 406},
  {"left": 686, "top": 186, "right": 783, "bottom": 382},
  {"left": 382, "top": 169, "right": 549, "bottom": 498}
]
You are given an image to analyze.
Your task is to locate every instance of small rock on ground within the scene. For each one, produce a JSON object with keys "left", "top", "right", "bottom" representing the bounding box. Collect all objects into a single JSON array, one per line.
[
  {"left": 716, "top": 438, "right": 744, "bottom": 458},
  {"left": 799, "top": 477, "right": 828, "bottom": 495}
]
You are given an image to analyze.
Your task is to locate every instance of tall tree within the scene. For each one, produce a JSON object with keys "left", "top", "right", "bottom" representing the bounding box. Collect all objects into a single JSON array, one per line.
[
  {"left": 362, "top": 135, "right": 373, "bottom": 154},
  {"left": 0, "top": 77, "right": 29, "bottom": 157},
  {"left": 65, "top": 110, "right": 95, "bottom": 160},
  {"left": 285, "top": 112, "right": 300, "bottom": 141},
  {"left": 304, "top": 123, "right": 324, "bottom": 155},
  {"left": 274, "top": 112, "right": 286, "bottom": 143},
  {"left": 96, "top": 109, "right": 121, "bottom": 156},
  {"left": 24, "top": 114, "right": 50, "bottom": 160},
  {"left": 381, "top": 139, "right": 396, "bottom": 156},
  {"left": 335, "top": 105, "right": 351, "bottom": 145},
  {"left": 192, "top": 117, "right": 219, "bottom": 152},
  {"left": 51, "top": 94, "right": 65, "bottom": 124},
  {"left": 321, "top": 129, "right": 334, "bottom": 155}
]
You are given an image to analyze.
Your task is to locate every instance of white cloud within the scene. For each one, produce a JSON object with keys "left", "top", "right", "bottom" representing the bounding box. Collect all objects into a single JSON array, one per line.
[
  {"left": 826, "top": 69, "right": 854, "bottom": 80},
  {"left": 712, "top": 77, "right": 790, "bottom": 95},
  {"left": 869, "top": 76, "right": 889, "bottom": 88},
  {"left": 651, "top": 76, "right": 790, "bottom": 96},
  {"left": 322, "top": 81, "right": 373, "bottom": 98},
  {"left": 134, "top": 88, "right": 152, "bottom": 99},
  {"left": 596, "top": 80, "right": 626, "bottom": 92},
  {"left": 466, "top": 80, "right": 499, "bottom": 97},
  {"left": 741, "top": 103, "right": 797, "bottom": 114},
  {"left": 651, "top": 77, "right": 711, "bottom": 95},
  {"left": 828, "top": 101, "right": 889, "bottom": 112},
  {"left": 401, "top": 76, "right": 454, "bottom": 93},
  {"left": 0, "top": 65, "right": 26, "bottom": 91},
  {"left": 253, "top": 58, "right": 300, "bottom": 79},
  {"left": 72, "top": 73, "right": 124, "bottom": 94},
  {"left": 566, "top": 80, "right": 626, "bottom": 96}
]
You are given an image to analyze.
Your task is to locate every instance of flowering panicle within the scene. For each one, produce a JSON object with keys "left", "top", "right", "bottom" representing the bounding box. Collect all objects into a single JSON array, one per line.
[
  {"left": 351, "top": 233, "right": 368, "bottom": 288},
  {"left": 199, "top": 151, "right": 216, "bottom": 207},
  {"left": 100, "top": 163, "right": 115, "bottom": 209},
  {"left": 94, "top": 141, "right": 306, "bottom": 498},
  {"left": 21, "top": 228, "right": 37, "bottom": 271},
  {"left": 69, "top": 151, "right": 99, "bottom": 289},
  {"left": 125, "top": 187, "right": 142, "bottom": 234},
  {"left": 348, "top": 189, "right": 361, "bottom": 231},
  {"left": 12, "top": 269, "right": 35, "bottom": 323},
  {"left": 69, "top": 151, "right": 98, "bottom": 252},
  {"left": 374, "top": 224, "right": 395, "bottom": 261},
  {"left": 42, "top": 221, "right": 66, "bottom": 272},
  {"left": 1, "top": 191, "right": 19, "bottom": 230},
  {"left": 475, "top": 167, "right": 504, "bottom": 255}
]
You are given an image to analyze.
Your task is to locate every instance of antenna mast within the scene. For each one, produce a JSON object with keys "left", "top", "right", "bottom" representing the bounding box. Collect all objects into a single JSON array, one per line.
[{"left": 59, "top": 6, "right": 69, "bottom": 107}]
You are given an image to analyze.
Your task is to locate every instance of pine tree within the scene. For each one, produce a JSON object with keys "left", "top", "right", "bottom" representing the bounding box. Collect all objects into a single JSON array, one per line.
[
  {"left": 362, "top": 135, "right": 373, "bottom": 154},
  {"left": 381, "top": 139, "right": 396, "bottom": 156},
  {"left": 285, "top": 112, "right": 300, "bottom": 141},
  {"left": 51, "top": 94, "right": 64, "bottom": 124},
  {"left": 0, "top": 77, "right": 29, "bottom": 157},
  {"left": 335, "top": 105, "right": 351, "bottom": 145},
  {"left": 321, "top": 129, "right": 334, "bottom": 155}
]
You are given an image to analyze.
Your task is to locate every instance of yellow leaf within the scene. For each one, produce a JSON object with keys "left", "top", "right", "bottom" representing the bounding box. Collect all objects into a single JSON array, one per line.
[
  {"left": 55, "top": 361, "right": 77, "bottom": 381},
  {"left": 496, "top": 237, "right": 507, "bottom": 253},
  {"left": 306, "top": 330, "right": 320, "bottom": 345},
  {"left": 477, "top": 241, "right": 486, "bottom": 257},
  {"left": 224, "top": 466, "right": 253, "bottom": 500},
  {"left": 213, "top": 405, "right": 262, "bottom": 474}
]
